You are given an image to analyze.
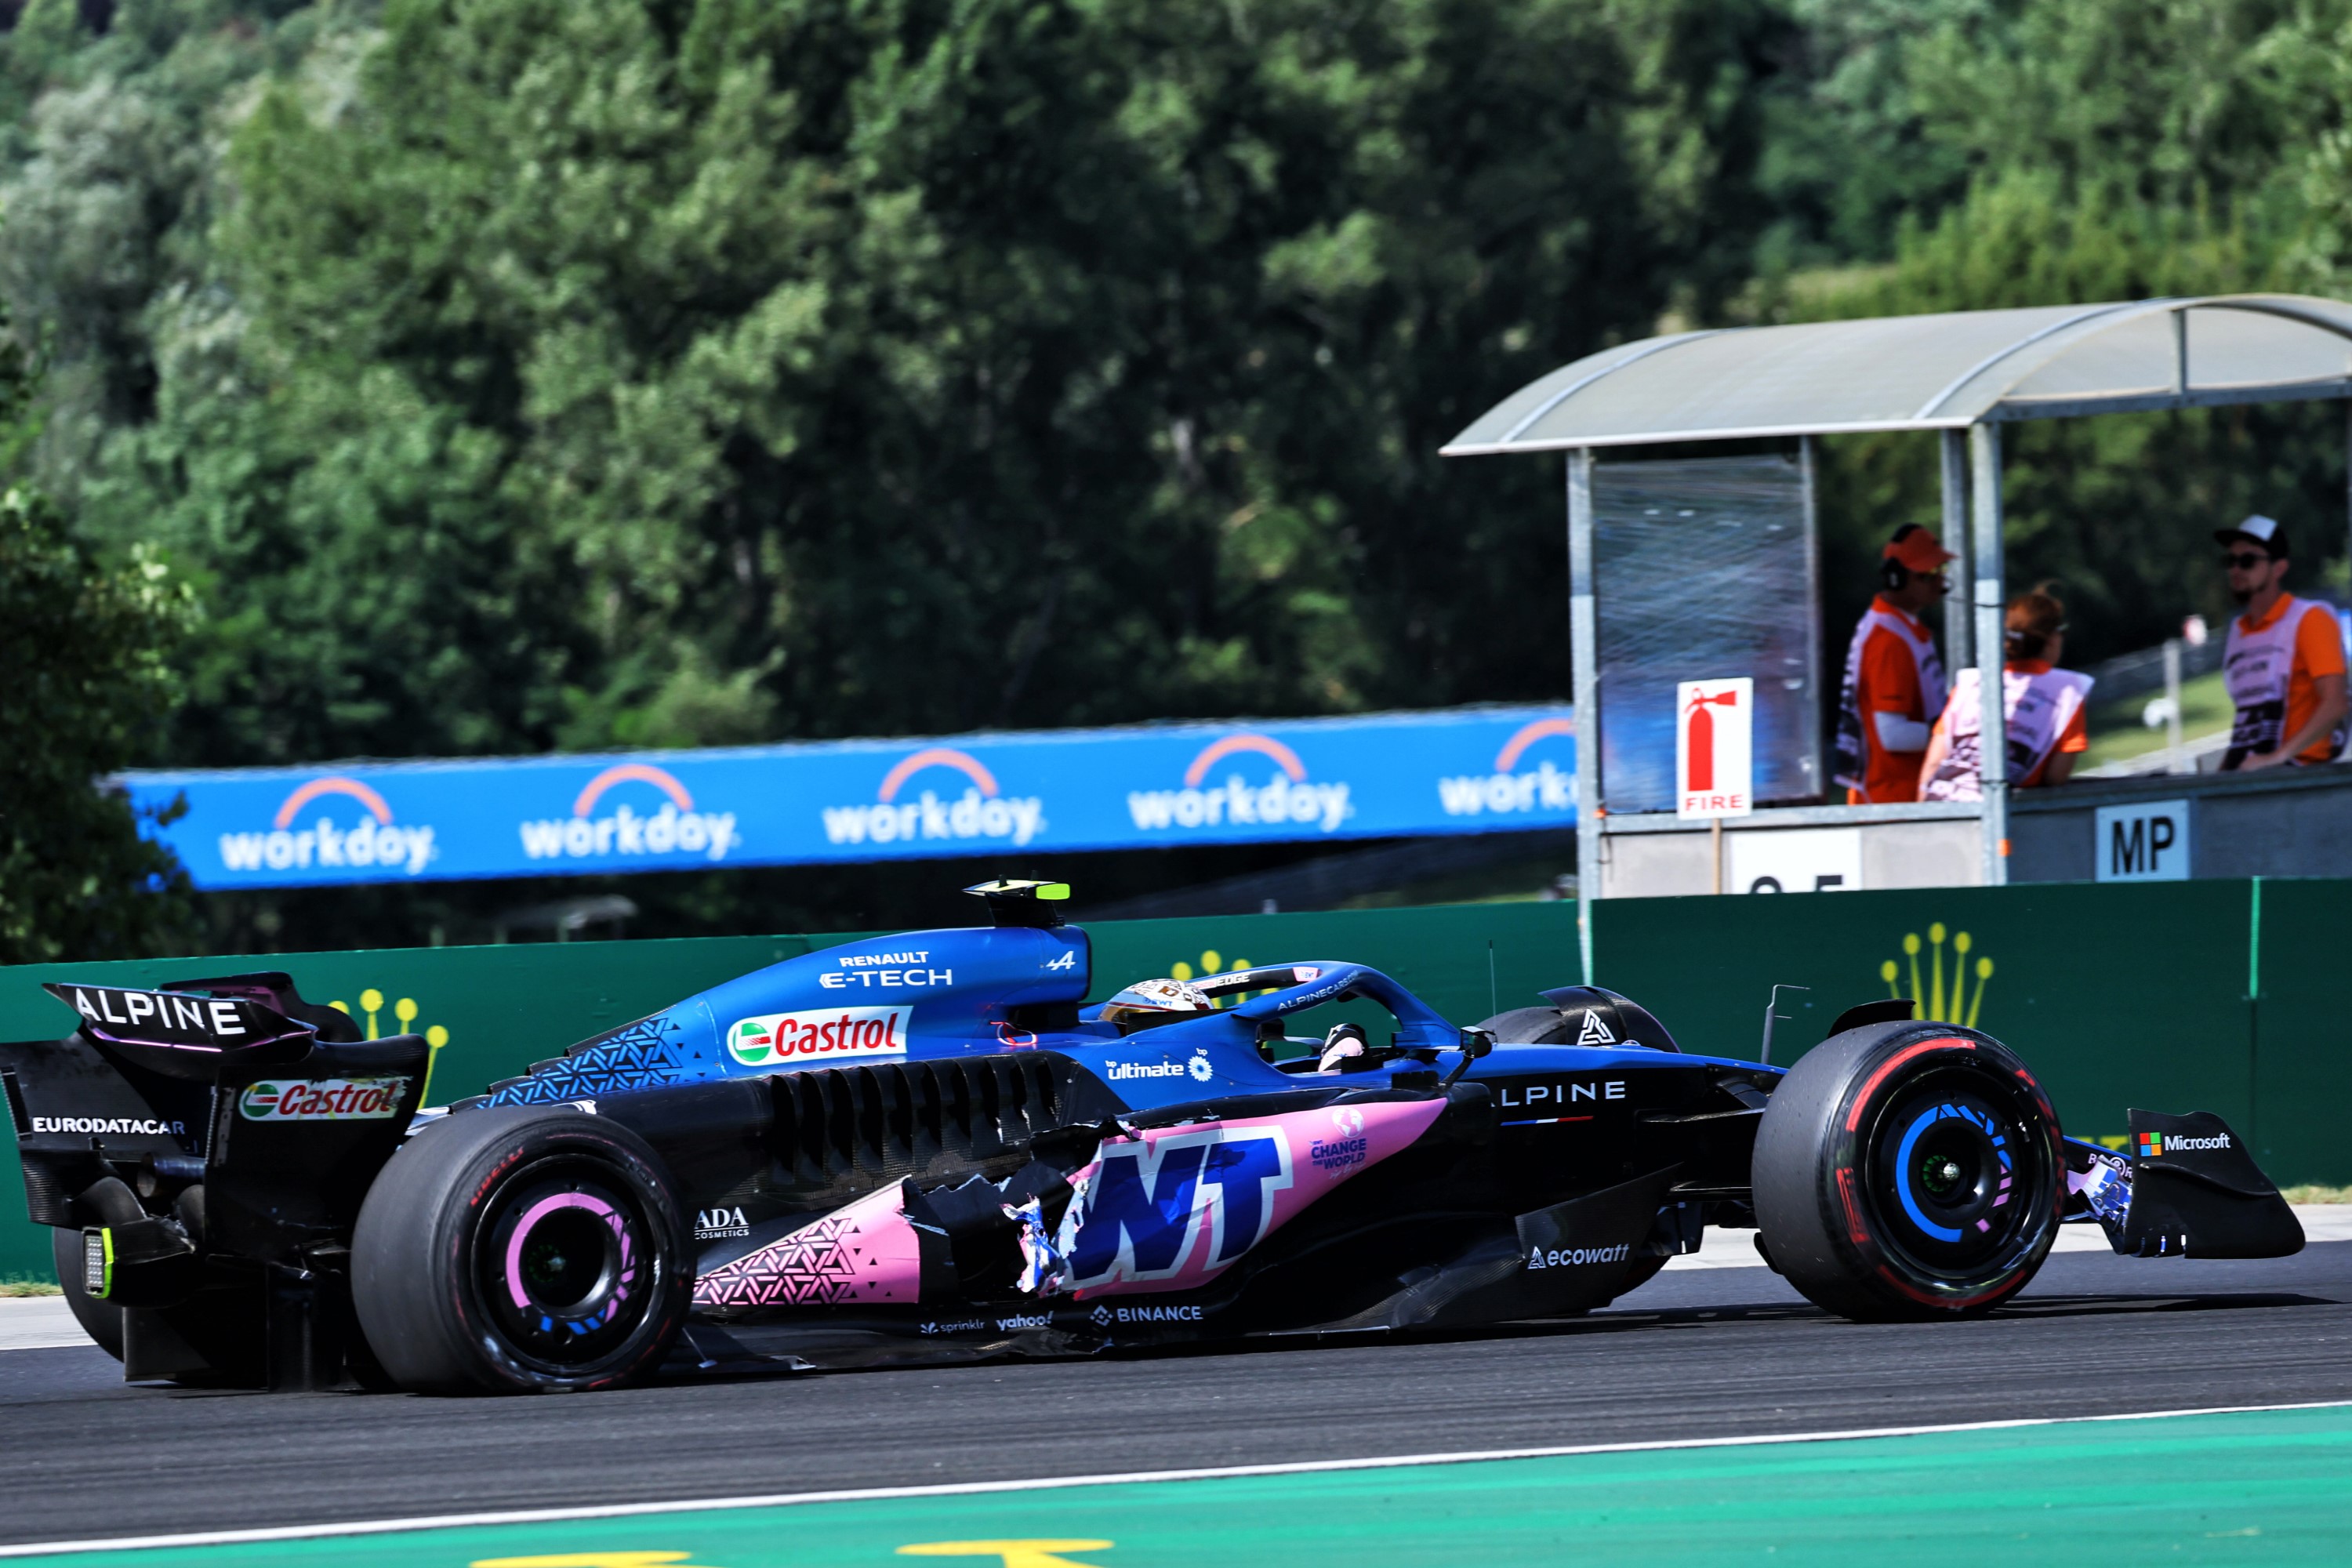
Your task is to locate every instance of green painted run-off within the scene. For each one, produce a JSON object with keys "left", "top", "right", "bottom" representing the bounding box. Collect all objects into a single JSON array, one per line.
[{"left": 11, "top": 1404, "right": 2352, "bottom": 1566}]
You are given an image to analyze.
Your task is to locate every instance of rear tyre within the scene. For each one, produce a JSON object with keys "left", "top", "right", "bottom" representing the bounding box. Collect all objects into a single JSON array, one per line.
[
  {"left": 352, "top": 1105, "right": 690, "bottom": 1393},
  {"left": 51, "top": 1227, "right": 123, "bottom": 1360},
  {"left": 1752, "top": 1022, "right": 2062, "bottom": 1321}
]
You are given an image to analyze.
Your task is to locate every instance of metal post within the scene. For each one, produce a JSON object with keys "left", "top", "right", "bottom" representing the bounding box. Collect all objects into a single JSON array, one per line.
[
  {"left": 1569, "top": 448, "right": 1600, "bottom": 984},
  {"left": 1969, "top": 423, "right": 2007, "bottom": 886},
  {"left": 1800, "top": 436, "right": 1825, "bottom": 797},
  {"left": 2163, "top": 637, "right": 2185, "bottom": 773},
  {"left": 2343, "top": 401, "right": 2350, "bottom": 595},
  {"left": 1940, "top": 429, "right": 1973, "bottom": 670}
]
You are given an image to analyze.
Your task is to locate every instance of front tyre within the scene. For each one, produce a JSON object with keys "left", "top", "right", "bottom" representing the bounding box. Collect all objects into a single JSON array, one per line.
[
  {"left": 1752, "top": 1022, "right": 2062, "bottom": 1321},
  {"left": 351, "top": 1105, "right": 689, "bottom": 1393}
]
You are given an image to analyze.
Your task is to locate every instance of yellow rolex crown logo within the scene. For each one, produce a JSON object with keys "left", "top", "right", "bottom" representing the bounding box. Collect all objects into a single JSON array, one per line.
[
  {"left": 329, "top": 988, "right": 453, "bottom": 1103},
  {"left": 1165, "top": 949, "right": 1286, "bottom": 1006},
  {"left": 1879, "top": 920, "right": 1993, "bottom": 1027}
]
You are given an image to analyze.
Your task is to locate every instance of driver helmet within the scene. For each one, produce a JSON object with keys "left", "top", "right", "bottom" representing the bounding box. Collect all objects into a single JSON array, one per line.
[
  {"left": 1316, "top": 1022, "right": 1369, "bottom": 1073},
  {"left": 1096, "top": 977, "right": 1215, "bottom": 1033}
]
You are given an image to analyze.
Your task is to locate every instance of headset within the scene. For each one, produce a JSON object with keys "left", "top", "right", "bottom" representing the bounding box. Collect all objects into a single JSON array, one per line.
[{"left": 1879, "top": 523, "right": 1940, "bottom": 593}]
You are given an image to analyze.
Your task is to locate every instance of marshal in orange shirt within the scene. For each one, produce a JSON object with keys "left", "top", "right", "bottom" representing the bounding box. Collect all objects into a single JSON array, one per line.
[
  {"left": 1849, "top": 599, "right": 1943, "bottom": 803},
  {"left": 2234, "top": 592, "right": 2349, "bottom": 763}
]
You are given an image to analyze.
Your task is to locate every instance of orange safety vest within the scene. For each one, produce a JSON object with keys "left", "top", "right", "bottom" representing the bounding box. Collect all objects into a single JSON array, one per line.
[{"left": 1834, "top": 602, "right": 1947, "bottom": 798}]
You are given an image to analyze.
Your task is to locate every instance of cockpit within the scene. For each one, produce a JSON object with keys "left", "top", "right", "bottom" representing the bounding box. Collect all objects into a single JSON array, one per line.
[{"left": 1083, "top": 961, "right": 1473, "bottom": 1076}]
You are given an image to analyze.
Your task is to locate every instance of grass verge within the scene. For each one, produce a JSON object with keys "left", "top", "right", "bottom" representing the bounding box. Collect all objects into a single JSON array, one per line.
[
  {"left": 2078, "top": 666, "right": 2232, "bottom": 771},
  {"left": 2281, "top": 1185, "right": 2352, "bottom": 1206}
]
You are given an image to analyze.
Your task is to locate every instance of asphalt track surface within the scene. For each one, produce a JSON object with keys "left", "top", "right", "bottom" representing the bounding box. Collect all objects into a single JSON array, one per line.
[{"left": 4, "top": 1242, "right": 2350, "bottom": 1549}]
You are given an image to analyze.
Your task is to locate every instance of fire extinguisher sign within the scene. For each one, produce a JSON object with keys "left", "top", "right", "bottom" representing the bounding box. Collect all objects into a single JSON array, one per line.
[{"left": 1675, "top": 677, "right": 1754, "bottom": 821}]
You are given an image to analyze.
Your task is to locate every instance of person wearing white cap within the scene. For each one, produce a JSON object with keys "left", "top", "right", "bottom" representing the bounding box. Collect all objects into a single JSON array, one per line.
[{"left": 2215, "top": 514, "right": 2347, "bottom": 771}]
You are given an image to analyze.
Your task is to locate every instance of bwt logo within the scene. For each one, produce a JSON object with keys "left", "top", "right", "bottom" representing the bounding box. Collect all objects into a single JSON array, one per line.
[
  {"left": 1127, "top": 735, "right": 1351, "bottom": 834},
  {"left": 220, "top": 777, "right": 436, "bottom": 877},
  {"left": 821, "top": 748, "right": 1045, "bottom": 848},
  {"left": 519, "top": 764, "right": 739, "bottom": 864},
  {"left": 1438, "top": 717, "right": 1576, "bottom": 818},
  {"left": 1069, "top": 1127, "right": 1295, "bottom": 1286}
]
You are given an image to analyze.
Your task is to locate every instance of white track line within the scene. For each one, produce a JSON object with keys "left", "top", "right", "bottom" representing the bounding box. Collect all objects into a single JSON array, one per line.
[
  {"left": 2, "top": 1399, "right": 2345, "bottom": 1559},
  {"left": 0, "top": 1298, "right": 79, "bottom": 1352}
]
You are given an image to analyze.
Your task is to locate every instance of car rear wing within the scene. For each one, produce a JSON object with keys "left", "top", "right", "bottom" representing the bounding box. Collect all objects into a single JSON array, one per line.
[{"left": 2, "top": 975, "right": 430, "bottom": 1302}]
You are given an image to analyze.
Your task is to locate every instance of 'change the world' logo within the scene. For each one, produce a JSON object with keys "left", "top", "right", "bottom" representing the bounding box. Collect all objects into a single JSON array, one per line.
[
  {"left": 1127, "top": 735, "right": 1352, "bottom": 835},
  {"left": 518, "top": 763, "right": 739, "bottom": 865},
  {"left": 219, "top": 777, "right": 437, "bottom": 877},
  {"left": 821, "top": 748, "right": 1045, "bottom": 848}
]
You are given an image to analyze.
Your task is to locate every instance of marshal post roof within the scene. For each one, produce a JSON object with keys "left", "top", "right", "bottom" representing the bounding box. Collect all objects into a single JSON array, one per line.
[{"left": 1443, "top": 295, "right": 2352, "bottom": 455}]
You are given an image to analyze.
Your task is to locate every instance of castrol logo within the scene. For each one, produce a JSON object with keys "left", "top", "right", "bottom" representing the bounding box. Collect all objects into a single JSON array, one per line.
[
  {"left": 238, "top": 1076, "right": 410, "bottom": 1122},
  {"left": 726, "top": 1006, "right": 913, "bottom": 1067}
]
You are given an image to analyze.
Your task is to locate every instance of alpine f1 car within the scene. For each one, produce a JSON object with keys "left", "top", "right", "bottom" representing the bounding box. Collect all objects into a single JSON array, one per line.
[{"left": 1, "top": 881, "right": 2305, "bottom": 1392}]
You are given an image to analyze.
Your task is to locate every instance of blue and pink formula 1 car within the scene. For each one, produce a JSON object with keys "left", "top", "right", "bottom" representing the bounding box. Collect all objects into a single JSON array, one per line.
[{"left": 3, "top": 882, "right": 2305, "bottom": 1392}]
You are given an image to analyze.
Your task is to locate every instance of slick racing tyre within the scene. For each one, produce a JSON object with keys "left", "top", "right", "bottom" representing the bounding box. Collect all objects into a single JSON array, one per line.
[
  {"left": 352, "top": 1105, "right": 690, "bottom": 1393},
  {"left": 52, "top": 1226, "right": 124, "bottom": 1360},
  {"left": 1752, "top": 1021, "right": 2063, "bottom": 1321}
]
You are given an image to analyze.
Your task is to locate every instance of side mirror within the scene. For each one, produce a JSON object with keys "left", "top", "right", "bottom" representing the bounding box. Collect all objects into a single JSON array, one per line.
[{"left": 1442, "top": 1027, "right": 1494, "bottom": 1088}]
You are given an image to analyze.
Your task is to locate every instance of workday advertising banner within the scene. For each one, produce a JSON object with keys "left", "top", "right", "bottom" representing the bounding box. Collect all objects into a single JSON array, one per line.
[{"left": 120, "top": 706, "right": 1577, "bottom": 890}]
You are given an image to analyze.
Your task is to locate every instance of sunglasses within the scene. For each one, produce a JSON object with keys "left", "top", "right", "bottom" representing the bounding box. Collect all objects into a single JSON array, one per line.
[{"left": 2223, "top": 551, "right": 2273, "bottom": 570}]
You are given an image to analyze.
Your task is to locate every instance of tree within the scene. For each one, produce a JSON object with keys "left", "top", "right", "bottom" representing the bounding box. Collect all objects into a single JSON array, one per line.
[
  {"left": 81, "top": 0, "right": 1782, "bottom": 773},
  {"left": 1796, "top": 174, "right": 2342, "bottom": 670},
  {"left": 0, "top": 469, "right": 196, "bottom": 962}
]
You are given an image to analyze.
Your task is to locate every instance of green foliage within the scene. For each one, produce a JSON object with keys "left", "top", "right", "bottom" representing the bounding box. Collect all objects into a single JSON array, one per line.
[
  {"left": 13, "top": 0, "right": 2352, "bottom": 939},
  {"left": 0, "top": 2, "right": 333, "bottom": 497},
  {"left": 1795, "top": 172, "right": 2348, "bottom": 666},
  {"left": 71, "top": 0, "right": 1783, "bottom": 769},
  {"left": 1762, "top": 0, "right": 2352, "bottom": 661},
  {"left": 0, "top": 477, "right": 196, "bottom": 964},
  {"left": 1755, "top": 0, "right": 2351, "bottom": 270}
]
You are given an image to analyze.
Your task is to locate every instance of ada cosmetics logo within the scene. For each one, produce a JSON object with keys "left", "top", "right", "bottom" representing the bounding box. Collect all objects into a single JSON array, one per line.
[
  {"left": 238, "top": 1076, "right": 409, "bottom": 1121},
  {"left": 822, "top": 748, "right": 1045, "bottom": 850},
  {"left": 1127, "top": 734, "right": 1352, "bottom": 837},
  {"left": 219, "top": 777, "right": 436, "bottom": 878},
  {"left": 1438, "top": 717, "right": 1577, "bottom": 820},
  {"left": 519, "top": 764, "right": 739, "bottom": 866},
  {"left": 695, "top": 1206, "right": 750, "bottom": 1240},
  {"left": 727, "top": 1005, "right": 913, "bottom": 1067}
]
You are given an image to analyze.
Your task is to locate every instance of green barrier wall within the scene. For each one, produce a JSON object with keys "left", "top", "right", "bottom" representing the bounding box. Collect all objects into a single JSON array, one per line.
[
  {"left": 0, "top": 902, "right": 1583, "bottom": 1278},
  {"left": 2, "top": 881, "right": 2343, "bottom": 1285},
  {"left": 1592, "top": 880, "right": 2270, "bottom": 1163}
]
